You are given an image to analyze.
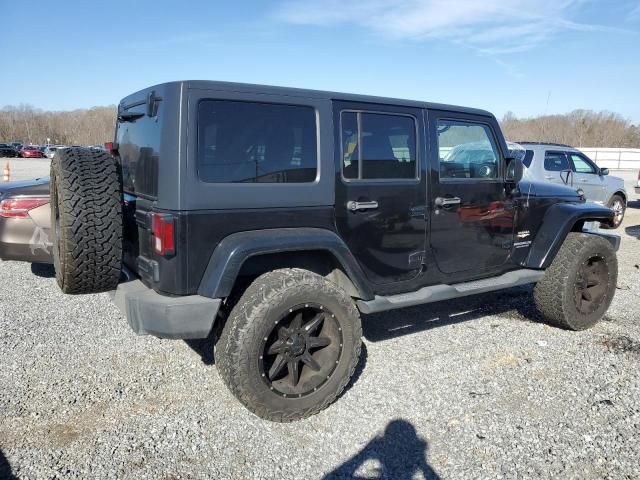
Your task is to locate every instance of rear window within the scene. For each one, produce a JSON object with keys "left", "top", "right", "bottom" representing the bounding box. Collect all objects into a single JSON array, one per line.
[
  {"left": 117, "top": 101, "right": 160, "bottom": 198},
  {"left": 197, "top": 100, "right": 317, "bottom": 183}
]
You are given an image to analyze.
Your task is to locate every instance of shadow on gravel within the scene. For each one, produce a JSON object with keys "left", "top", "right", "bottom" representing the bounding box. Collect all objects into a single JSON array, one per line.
[
  {"left": 624, "top": 224, "right": 640, "bottom": 239},
  {"left": 363, "top": 286, "right": 542, "bottom": 342},
  {"left": 30, "top": 262, "right": 55, "bottom": 278},
  {"left": 0, "top": 448, "right": 17, "bottom": 480},
  {"left": 184, "top": 329, "right": 217, "bottom": 365},
  {"left": 325, "top": 419, "right": 439, "bottom": 479},
  {"left": 337, "top": 343, "right": 367, "bottom": 400}
]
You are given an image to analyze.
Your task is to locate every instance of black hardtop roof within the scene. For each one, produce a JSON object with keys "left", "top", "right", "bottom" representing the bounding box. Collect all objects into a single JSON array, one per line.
[{"left": 123, "top": 80, "right": 495, "bottom": 118}]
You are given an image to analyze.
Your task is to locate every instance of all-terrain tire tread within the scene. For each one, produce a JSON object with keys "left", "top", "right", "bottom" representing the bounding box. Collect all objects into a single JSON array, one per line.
[
  {"left": 50, "top": 148, "right": 123, "bottom": 294},
  {"left": 216, "top": 268, "right": 362, "bottom": 422},
  {"left": 533, "top": 232, "right": 617, "bottom": 330}
]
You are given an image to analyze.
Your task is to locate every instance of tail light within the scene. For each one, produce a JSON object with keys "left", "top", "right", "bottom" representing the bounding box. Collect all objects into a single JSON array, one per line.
[
  {"left": 151, "top": 213, "right": 175, "bottom": 256},
  {"left": 0, "top": 196, "right": 50, "bottom": 218}
]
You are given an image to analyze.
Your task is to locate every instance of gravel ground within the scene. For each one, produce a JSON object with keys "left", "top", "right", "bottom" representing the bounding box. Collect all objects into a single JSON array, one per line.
[{"left": 1, "top": 164, "right": 639, "bottom": 479}]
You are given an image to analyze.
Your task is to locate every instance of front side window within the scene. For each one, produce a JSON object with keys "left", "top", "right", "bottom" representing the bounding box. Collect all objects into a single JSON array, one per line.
[
  {"left": 544, "top": 151, "right": 570, "bottom": 171},
  {"left": 437, "top": 120, "right": 500, "bottom": 180},
  {"left": 569, "top": 153, "right": 597, "bottom": 174},
  {"left": 341, "top": 111, "right": 417, "bottom": 180},
  {"left": 197, "top": 100, "right": 317, "bottom": 183}
]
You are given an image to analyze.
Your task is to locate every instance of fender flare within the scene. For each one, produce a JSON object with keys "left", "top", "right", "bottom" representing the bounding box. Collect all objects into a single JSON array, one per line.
[
  {"left": 524, "top": 202, "right": 614, "bottom": 269},
  {"left": 197, "top": 227, "right": 374, "bottom": 300}
]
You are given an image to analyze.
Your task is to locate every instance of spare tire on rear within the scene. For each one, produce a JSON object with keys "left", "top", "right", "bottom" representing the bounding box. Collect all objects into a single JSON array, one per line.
[{"left": 50, "top": 148, "right": 123, "bottom": 294}]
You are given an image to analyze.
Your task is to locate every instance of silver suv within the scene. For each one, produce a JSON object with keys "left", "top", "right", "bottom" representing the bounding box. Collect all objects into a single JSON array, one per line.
[{"left": 510, "top": 142, "right": 627, "bottom": 228}]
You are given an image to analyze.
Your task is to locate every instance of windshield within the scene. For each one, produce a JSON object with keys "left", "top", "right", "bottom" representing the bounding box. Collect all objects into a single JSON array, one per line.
[{"left": 506, "top": 141, "right": 526, "bottom": 162}]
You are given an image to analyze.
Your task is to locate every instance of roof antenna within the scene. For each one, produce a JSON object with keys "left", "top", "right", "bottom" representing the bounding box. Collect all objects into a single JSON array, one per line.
[{"left": 541, "top": 90, "right": 551, "bottom": 139}]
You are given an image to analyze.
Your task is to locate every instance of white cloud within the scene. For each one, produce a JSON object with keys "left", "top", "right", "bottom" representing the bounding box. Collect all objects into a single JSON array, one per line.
[{"left": 274, "top": 0, "right": 626, "bottom": 54}]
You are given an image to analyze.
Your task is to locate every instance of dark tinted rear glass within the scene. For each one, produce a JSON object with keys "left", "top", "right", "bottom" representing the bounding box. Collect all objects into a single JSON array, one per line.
[
  {"left": 197, "top": 100, "right": 317, "bottom": 183},
  {"left": 117, "top": 101, "right": 160, "bottom": 198}
]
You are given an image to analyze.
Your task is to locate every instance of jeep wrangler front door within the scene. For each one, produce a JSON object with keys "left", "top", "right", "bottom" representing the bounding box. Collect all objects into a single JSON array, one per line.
[
  {"left": 427, "top": 112, "right": 515, "bottom": 274},
  {"left": 334, "top": 102, "right": 427, "bottom": 285}
]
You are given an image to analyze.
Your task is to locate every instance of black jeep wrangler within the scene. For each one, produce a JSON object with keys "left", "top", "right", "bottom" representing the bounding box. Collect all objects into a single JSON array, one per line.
[{"left": 49, "top": 81, "right": 619, "bottom": 421}]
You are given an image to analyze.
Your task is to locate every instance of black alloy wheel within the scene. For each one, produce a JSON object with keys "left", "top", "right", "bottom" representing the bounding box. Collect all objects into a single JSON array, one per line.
[
  {"left": 574, "top": 255, "right": 609, "bottom": 315},
  {"left": 260, "top": 303, "right": 343, "bottom": 397}
]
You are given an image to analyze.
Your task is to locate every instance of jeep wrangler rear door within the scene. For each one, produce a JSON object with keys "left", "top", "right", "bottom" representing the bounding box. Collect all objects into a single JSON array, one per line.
[
  {"left": 334, "top": 102, "right": 427, "bottom": 285},
  {"left": 427, "top": 111, "right": 515, "bottom": 274}
]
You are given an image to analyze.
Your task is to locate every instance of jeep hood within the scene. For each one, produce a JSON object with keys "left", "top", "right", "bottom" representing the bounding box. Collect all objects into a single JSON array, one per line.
[{"left": 519, "top": 180, "right": 583, "bottom": 200}]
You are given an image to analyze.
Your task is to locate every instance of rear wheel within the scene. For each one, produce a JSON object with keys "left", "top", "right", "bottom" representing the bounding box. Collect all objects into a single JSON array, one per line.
[
  {"left": 534, "top": 232, "right": 617, "bottom": 330},
  {"left": 50, "top": 148, "right": 123, "bottom": 294},
  {"left": 216, "top": 268, "right": 362, "bottom": 422}
]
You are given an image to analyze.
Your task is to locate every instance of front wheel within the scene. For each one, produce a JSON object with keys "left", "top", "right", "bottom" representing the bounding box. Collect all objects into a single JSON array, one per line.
[
  {"left": 534, "top": 232, "right": 617, "bottom": 330},
  {"left": 216, "top": 268, "right": 362, "bottom": 422}
]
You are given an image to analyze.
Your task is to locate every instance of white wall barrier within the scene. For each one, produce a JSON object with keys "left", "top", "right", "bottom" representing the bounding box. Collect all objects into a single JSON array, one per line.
[{"left": 578, "top": 148, "right": 640, "bottom": 170}]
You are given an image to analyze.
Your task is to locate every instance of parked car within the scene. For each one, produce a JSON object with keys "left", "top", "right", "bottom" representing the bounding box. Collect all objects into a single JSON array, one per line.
[
  {"left": 44, "top": 145, "right": 64, "bottom": 159},
  {"left": 42, "top": 80, "right": 619, "bottom": 422},
  {"left": 517, "top": 142, "right": 627, "bottom": 228},
  {"left": 0, "top": 144, "right": 18, "bottom": 157},
  {"left": 635, "top": 170, "right": 640, "bottom": 196},
  {"left": 10, "top": 142, "right": 23, "bottom": 151},
  {"left": 18, "top": 146, "right": 44, "bottom": 158},
  {"left": 0, "top": 176, "right": 51, "bottom": 263}
]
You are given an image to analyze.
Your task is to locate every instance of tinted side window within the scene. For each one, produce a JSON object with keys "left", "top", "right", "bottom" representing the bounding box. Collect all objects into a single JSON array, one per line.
[
  {"left": 523, "top": 150, "right": 534, "bottom": 168},
  {"left": 569, "top": 153, "right": 596, "bottom": 174},
  {"left": 341, "top": 111, "right": 417, "bottom": 180},
  {"left": 437, "top": 120, "right": 499, "bottom": 180},
  {"left": 197, "top": 100, "right": 317, "bottom": 183},
  {"left": 544, "top": 152, "right": 570, "bottom": 171}
]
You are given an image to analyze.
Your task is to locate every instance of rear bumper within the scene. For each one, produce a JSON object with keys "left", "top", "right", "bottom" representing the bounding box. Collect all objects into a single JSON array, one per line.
[
  {"left": 111, "top": 279, "right": 221, "bottom": 339},
  {"left": 0, "top": 217, "right": 52, "bottom": 263}
]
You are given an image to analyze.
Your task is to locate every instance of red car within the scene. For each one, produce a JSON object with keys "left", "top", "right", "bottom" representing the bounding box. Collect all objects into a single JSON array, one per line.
[{"left": 19, "top": 146, "right": 44, "bottom": 158}]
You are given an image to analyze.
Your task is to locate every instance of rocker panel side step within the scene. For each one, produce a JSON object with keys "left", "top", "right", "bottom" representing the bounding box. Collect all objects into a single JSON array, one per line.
[{"left": 357, "top": 269, "right": 545, "bottom": 314}]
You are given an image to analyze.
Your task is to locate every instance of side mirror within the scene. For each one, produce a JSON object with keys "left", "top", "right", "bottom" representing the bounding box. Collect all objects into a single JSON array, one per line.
[
  {"left": 506, "top": 156, "right": 524, "bottom": 183},
  {"left": 600, "top": 167, "right": 609, "bottom": 176}
]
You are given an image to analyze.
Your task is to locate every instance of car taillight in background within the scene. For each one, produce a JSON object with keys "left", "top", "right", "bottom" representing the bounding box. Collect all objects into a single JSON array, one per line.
[
  {"left": 104, "top": 142, "right": 119, "bottom": 155},
  {"left": 151, "top": 212, "right": 175, "bottom": 256},
  {"left": 0, "top": 196, "right": 50, "bottom": 218}
]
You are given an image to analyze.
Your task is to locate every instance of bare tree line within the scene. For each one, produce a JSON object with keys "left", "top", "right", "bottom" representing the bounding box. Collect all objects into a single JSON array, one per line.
[
  {"left": 1, "top": 104, "right": 639, "bottom": 149},
  {"left": 501, "top": 110, "right": 640, "bottom": 148},
  {"left": 0, "top": 104, "right": 116, "bottom": 146}
]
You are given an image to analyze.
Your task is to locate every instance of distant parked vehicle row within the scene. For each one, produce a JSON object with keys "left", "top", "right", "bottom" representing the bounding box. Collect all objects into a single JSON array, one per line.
[
  {"left": 0, "top": 143, "right": 104, "bottom": 158},
  {"left": 0, "top": 144, "right": 19, "bottom": 157}
]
